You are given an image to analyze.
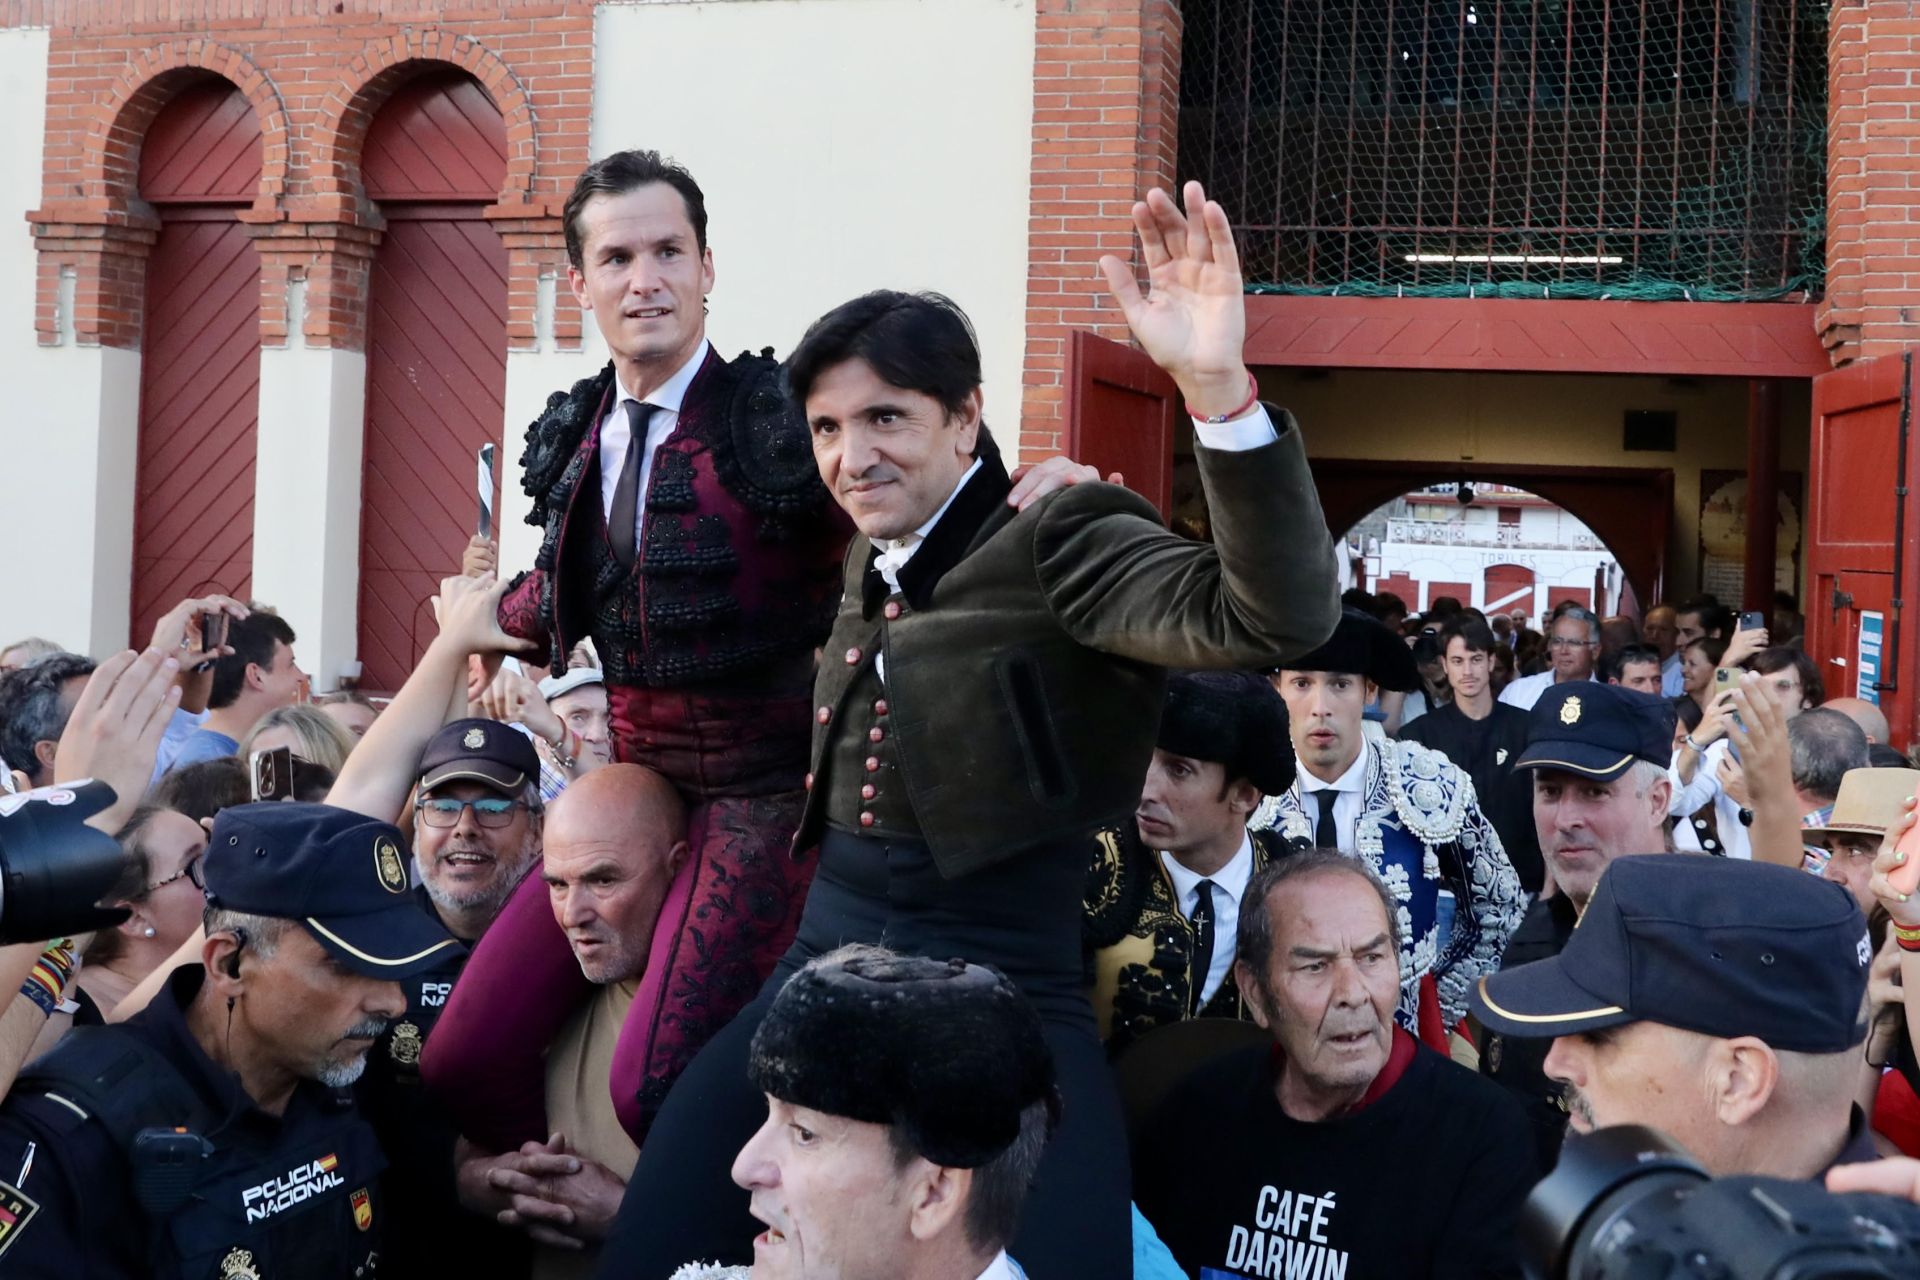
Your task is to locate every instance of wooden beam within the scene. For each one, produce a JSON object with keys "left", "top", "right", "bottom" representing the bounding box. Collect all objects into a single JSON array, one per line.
[{"left": 1245, "top": 296, "right": 1829, "bottom": 379}]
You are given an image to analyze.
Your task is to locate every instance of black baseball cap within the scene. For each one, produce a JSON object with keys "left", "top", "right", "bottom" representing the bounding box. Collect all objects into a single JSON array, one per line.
[
  {"left": 418, "top": 718, "right": 538, "bottom": 794},
  {"left": 1471, "top": 855, "right": 1871, "bottom": 1054},
  {"left": 1513, "top": 683, "right": 1675, "bottom": 783},
  {"left": 203, "top": 802, "right": 462, "bottom": 979}
]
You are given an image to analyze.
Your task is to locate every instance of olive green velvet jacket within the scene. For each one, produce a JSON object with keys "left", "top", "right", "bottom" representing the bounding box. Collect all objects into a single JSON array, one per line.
[{"left": 793, "top": 411, "right": 1340, "bottom": 880}]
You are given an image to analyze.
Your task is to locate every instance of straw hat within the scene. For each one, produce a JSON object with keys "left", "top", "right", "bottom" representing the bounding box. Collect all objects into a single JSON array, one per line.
[{"left": 1802, "top": 767, "right": 1920, "bottom": 846}]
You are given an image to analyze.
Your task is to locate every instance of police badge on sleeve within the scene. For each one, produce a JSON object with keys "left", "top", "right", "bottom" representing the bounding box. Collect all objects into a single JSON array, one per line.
[{"left": 0, "top": 1179, "right": 39, "bottom": 1259}]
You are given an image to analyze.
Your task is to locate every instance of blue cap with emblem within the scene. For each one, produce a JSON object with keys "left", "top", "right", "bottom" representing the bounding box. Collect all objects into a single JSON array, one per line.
[
  {"left": 1471, "top": 854, "right": 1870, "bottom": 1053},
  {"left": 202, "top": 802, "right": 462, "bottom": 979},
  {"left": 1512, "top": 682, "right": 1674, "bottom": 783},
  {"left": 418, "top": 717, "right": 538, "bottom": 794}
]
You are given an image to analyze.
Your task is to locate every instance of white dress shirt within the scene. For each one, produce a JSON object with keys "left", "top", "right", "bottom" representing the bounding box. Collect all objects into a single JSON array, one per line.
[
  {"left": 1497, "top": 668, "right": 1597, "bottom": 711},
  {"left": 872, "top": 457, "right": 985, "bottom": 593},
  {"left": 1159, "top": 833, "right": 1255, "bottom": 1005},
  {"left": 597, "top": 339, "right": 711, "bottom": 540},
  {"left": 975, "top": 1252, "right": 1024, "bottom": 1280},
  {"left": 1296, "top": 740, "right": 1370, "bottom": 850}
]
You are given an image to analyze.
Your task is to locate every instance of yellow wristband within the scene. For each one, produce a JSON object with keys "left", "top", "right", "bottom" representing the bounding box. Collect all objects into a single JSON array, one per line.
[{"left": 1895, "top": 923, "right": 1920, "bottom": 943}]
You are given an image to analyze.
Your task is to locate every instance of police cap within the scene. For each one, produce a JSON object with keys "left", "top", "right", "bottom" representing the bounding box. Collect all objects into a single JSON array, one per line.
[{"left": 203, "top": 802, "right": 461, "bottom": 979}]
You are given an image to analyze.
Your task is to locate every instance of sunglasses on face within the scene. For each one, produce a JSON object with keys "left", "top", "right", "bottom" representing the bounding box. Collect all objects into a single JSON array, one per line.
[{"left": 415, "top": 796, "right": 528, "bottom": 829}]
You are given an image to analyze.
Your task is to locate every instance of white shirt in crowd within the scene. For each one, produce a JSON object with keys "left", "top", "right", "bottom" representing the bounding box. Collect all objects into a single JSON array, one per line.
[
  {"left": 597, "top": 339, "right": 711, "bottom": 539},
  {"left": 1159, "top": 833, "right": 1255, "bottom": 1006},
  {"left": 1667, "top": 738, "right": 1752, "bottom": 860},
  {"left": 1497, "top": 669, "right": 1597, "bottom": 711},
  {"left": 1295, "top": 739, "right": 1370, "bottom": 851},
  {"left": 1660, "top": 652, "right": 1686, "bottom": 698}
]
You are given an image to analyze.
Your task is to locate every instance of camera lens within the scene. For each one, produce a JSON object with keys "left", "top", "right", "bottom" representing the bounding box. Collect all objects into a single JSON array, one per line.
[{"left": 1520, "top": 1126, "right": 1708, "bottom": 1280}]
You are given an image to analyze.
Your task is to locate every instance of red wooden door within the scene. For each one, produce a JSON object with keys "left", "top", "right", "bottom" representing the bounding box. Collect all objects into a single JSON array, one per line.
[
  {"left": 1426, "top": 581, "right": 1471, "bottom": 610},
  {"left": 356, "top": 72, "right": 508, "bottom": 692},
  {"left": 1484, "top": 563, "right": 1535, "bottom": 616},
  {"left": 1065, "top": 330, "right": 1177, "bottom": 518},
  {"left": 1807, "top": 352, "right": 1915, "bottom": 747},
  {"left": 129, "top": 82, "right": 263, "bottom": 646}
]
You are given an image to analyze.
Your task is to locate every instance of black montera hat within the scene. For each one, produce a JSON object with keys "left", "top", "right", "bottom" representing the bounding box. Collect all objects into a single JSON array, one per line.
[
  {"left": 1158, "top": 670, "right": 1295, "bottom": 796},
  {"left": 1472, "top": 855, "right": 1870, "bottom": 1053},
  {"left": 1273, "top": 607, "right": 1419, "bottom": 692},
  {"left": 748, "top": 947, "right": 1059, "bottom": 1168},
  {"left": 204, "top": 802, "right": 462, "bottom": 979}
]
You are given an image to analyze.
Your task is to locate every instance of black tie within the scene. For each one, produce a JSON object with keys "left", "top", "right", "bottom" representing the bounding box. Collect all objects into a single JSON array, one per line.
[
  {"left": 608, "top": 400, "right": 655, "bottom": 568},
  {"left": 1313, "top": 789, "right": 1341, "bottom": 851},
  {"left": 1188, "top": 879, "right": 1217, "bottom": 1015}
]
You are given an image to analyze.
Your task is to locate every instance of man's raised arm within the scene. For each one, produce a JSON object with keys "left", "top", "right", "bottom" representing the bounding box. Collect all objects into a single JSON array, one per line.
[{"left": 1039, "top": 181, "right": 1339, "bottom": 669}]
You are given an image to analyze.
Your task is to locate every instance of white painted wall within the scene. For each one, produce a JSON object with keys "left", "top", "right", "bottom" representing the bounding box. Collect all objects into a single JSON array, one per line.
[
  {"left": 0, "top": 30, "right": 151, "bottom": 657},
  {"left": 589, "top": 0, "right": 1035, "bottom": 450},
  {"left": 252, "top": 332, "right": 367, "bottom": 693}
]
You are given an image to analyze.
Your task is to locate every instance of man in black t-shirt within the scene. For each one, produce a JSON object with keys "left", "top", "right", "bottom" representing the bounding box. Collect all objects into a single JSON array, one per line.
[
  {"left": 1135, "top": 851, "right": 1537, "bottom": 1280},
  {"left": 1399, "top": 617, "right": 1542, "bottom": 892}
]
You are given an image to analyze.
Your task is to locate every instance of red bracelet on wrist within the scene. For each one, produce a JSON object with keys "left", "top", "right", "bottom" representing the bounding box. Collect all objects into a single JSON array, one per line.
[{"left": 1189, "top": 372, "right": 1261, "bottom": 425}]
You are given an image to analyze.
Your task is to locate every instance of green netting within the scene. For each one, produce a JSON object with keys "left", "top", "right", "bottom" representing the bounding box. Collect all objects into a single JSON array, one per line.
[{"left": 1178, "top": 0, "right": 1829, "bottom": 302}]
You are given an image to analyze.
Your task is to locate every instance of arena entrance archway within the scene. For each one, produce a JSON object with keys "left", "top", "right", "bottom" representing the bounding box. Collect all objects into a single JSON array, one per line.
[{"left": 1315, "top": 459, "right": 1670, "bottom": 614}]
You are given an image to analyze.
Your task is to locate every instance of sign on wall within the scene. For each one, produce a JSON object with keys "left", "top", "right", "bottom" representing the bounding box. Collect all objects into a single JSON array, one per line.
[
  {"left": 1696, "top": 470, "right": 1803, "bottom": 603},
  {"left": 1859, "top": 611, "right": 1885, "bottom": 706}
]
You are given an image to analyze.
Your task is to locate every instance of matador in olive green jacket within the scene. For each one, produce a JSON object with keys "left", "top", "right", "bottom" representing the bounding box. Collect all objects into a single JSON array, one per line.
[{"left": 795, "top": 416, "right": 1341, "bottom": 878}]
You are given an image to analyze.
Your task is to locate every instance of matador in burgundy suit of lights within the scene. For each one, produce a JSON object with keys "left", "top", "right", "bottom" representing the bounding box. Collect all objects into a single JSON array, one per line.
[{"left": 425, "top": 345, "right": 850, "bottom": 1149}]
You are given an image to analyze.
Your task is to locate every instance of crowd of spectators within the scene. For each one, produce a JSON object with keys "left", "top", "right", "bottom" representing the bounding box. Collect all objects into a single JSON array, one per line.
[{"left": 3, "top": 149, "right": 1920, "bottom": 1278}]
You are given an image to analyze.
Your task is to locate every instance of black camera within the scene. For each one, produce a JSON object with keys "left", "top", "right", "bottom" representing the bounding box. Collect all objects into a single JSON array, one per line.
[
  {"left": 1523, "top": 1125, "right": 1920, "bottom": 1279},
  {"left": 0, "top": 779, "right": 135, "bottom": 943}
]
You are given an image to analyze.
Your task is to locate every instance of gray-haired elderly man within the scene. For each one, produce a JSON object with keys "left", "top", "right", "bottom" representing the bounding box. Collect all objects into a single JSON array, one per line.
[{"left": 1499, "top": 604, "right": 1601, "bottom": 711}]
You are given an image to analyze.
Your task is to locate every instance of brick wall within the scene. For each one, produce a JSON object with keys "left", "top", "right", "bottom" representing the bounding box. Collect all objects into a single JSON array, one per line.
[
  {"left": 18, "top": 0, "right": 591, "bottom": 352},
  {"left": 1019, "top": 0, "right": 1181, "bottom": 455},
  {"left": 1821, "top": 2, "right": 1920, "bottom": 365}
]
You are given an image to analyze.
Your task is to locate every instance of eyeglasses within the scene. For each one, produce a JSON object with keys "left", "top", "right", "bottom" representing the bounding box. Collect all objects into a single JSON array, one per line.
[
  {"left": 147, "top": 855, "right": 204, "bottom": 893},
  {"left": 1547, "top": 637, "right": 1596, "bottom": 650},
  {"left": 416, "top": 796, "right": 529, "bottom": 829}
]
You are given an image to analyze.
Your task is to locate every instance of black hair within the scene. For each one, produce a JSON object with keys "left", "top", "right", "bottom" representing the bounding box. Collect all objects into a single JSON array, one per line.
[
  {"left": 562, "top": 149, "right": 709, "bottom": 271},
  {"left": 1371, "top": 591, "right": 1407, "bottom": 620},
  {"left": 1606, "top": 642, "right": 1663, "bottom": 682},
  {"left": 1440, "top": 616, "right": 1498, "bottom": 656},
  {"left": 149, "top": 756, "right": 250, "bottom": 824},
  {"left": 208, "top": 609, "right": 297, "bottom": 710},
  {"left": 1675, "top": 595, "right": 1733, "bottom": 638},
  {"left": 1340, "top": 588, "right": 1376, "bottom": 613},
  {"left": 1428, "top": 595, "right": 1464, "bottom": 618},
  {"left": 0, "top": 652, "right": 97, "bottom": 781},
  {"left": 1747, "top": 645, "right": 1825, "bottom": 707},
  {"left": 786, "top": 291, "right": 983, "bottom": 422}
]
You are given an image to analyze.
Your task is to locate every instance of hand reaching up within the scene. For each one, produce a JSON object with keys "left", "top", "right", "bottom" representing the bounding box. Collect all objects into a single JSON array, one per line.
[{"left": 1099, "top": 180, "right": 1253, "bottom": 418}]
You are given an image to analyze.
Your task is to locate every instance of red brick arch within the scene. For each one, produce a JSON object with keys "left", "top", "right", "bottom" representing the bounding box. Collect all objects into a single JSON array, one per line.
[
  {"left": 82, "top": 41, "right": 288, "bottom": 212},
  {"left": 311, "top": 32, "right": 536, "bottom": 210}
]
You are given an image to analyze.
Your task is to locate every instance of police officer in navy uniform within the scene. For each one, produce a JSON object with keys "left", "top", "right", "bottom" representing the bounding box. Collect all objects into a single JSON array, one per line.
[
  {"left": 0, "top": 802, "right": 461, "bottom": 1278},
  {"left": 357, "top": 720, "right": 542, "bottom": 1274}
]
